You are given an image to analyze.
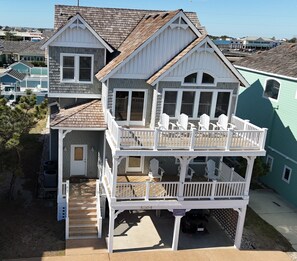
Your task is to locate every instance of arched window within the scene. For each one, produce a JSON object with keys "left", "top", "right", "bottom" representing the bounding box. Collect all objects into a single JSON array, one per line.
[
  {"left": 184, "top": 73, "right": 197, "bottom": 84},
  {"left": 202, "top": 73, "right": 214, "bottom": 84},
  {"left": 264, "top": 79, "right": 280, "bottom": 100}
]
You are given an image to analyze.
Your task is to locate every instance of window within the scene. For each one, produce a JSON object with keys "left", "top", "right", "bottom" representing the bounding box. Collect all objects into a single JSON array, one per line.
[
  {"left": 202, "top": 73, "right": 214, "bottom": 84},
  {"left": 264, "top": 79, "right": 280, "bottom": 100},
  {"left": 198, "top": 92, "right": 212, "bottom": 116},
  {"left": 184, "top": 73, "right": 197, "bottom": 84},
  {"left": 266, "top": 155, "right": 274, "bottom": 172},
  {"left": 191, "top": 157, "right": 207, "bottom": 164},
  {"left": 181, "top": 91, "right": 195, "bottom": 117},
  {"left": 163, "top": 91, "right": 177, "bottom": 117},
  {"left": 61, "top": 54, "right": 93, "bottom": 83},
  {"left": 114, "top": 90, "right": 146, "bottom": 125},
  {"left": 215, "top": 92, "right": 231, "bottom": 117},
  {"left": 282, "top": 166, "right": 292, "bottom": 183}
]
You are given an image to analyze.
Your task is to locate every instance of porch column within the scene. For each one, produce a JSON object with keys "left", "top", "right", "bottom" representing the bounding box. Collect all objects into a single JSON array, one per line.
[
  {"left": 243, "top": 156, "right": 256, "bottom": 197},
  {"left": 234, "top": 205, "right": 247, "bottom": 248},
  {"left": 172, "top": 215, "right": 183, "bottom": 250},
  {"left": 108, "top": 208, "right": 115, "bottom": 253},
  {"left": 111, "top": 157, "right": 119, "bottom": 198},
  {"left": 57, "top": 129, "right": 63, "bottom": 203},
  {"left": 177, "top": 157, "right": 192, "bottom": 199}
]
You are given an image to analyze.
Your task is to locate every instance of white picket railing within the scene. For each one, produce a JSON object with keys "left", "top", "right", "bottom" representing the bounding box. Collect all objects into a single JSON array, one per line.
[
  {"left": 104, "top": 160, "right": 113, "bottom": 190},
  {"left": 62, "top": 181, "right": 67, "bottom": 198},
  {"left": 65, "top": 180, "right": 70, "bottom": 240},
  {"left": 96, "top": 180, "right": 102, "bottom": 238},
  {"left": 106, "top": 113, "right": 267, "bottom": 151}
]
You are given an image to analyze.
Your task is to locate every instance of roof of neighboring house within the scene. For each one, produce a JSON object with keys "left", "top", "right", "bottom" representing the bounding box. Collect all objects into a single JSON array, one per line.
[
  {"left": 240, "top": 36, "right": 274, "bottom": 42},
  {"left": 147, "top": 35, "right": 207, "bottom": 84},
  {"left": 235, "top": 43, "right": 297, "bottom": 79},
  {"left": 10, "top": 60, "right": 34, "bottom": 68},
  {"left": 54, "top": 5, "right": 202, "bottom": 49},
  {"left": 0, "top": 68, "right": 26, "bottom": 81},
  {"left": 0, "top": 39, "right": 45, "bottom": 56},
  {"left": 51, "top": 100, "right": 106, "bottom": 129},
  {"left": 96, "top": 9, "right": 181, "bottom": 81}
]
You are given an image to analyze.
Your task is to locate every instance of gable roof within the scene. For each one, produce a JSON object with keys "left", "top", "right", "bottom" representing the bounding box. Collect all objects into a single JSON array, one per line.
[
  {"left": 0, "top": 40, "right": 45, "bottom": 56},
  {"left": 0, "top": 68, "right": 26, "bottom": 81},
  {"left": 96, "top": 10, "right": 186, "bottom": 81},
  {"left": 51, "top": 100, "right": 106, "bottom": 129},
  {"left": 234, "top": 43, "right": 297, "bottom": 79},
  {"left": 55, "top": 5, "right": 202, "bottom": 49},
  {"left": 147, "top": 35, "right": 249, "bottom": 86},
  {"left": 10, "top": 60, "right": 34, "bottom": 69}
]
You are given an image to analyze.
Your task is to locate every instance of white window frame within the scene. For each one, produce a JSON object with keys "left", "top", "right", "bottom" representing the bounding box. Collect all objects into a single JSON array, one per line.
[
  {"left": 113, "top": 89, "right": 147, "bottom": 126},
  {"left": 183, "top": 71, "right": 217, "bottom": 87},
  {"left": 266, "top": 155, "right": 274, "bottom": 172},
  {"left": 60, "top": 53, "right": 94, "bottom": 84},
  {"left": 125, "top": 156, "right": 144, "bottom": 173},
  {"left": 262, "top": 78, "right": 280, "bottom": 102},
  {"left": 282, "top": 165, "right": 292, "bottom": 184},
  {"left": 162, "top": 89, "right": 232, "bottom": 120}
]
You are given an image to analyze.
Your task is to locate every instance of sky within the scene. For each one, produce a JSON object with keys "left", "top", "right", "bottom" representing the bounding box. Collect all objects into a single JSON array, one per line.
[{"left": 0, "top": 0, "right": 296, "bottom": 39}]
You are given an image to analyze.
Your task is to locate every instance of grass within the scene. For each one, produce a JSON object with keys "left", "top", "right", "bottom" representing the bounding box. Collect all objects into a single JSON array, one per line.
[{"left": 30, "top": 116, "right": 47, "bottom": 134}]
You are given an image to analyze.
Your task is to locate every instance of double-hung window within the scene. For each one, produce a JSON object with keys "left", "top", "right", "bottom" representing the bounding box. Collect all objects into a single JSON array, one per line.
[{"left": 61, "top": 54, "right": 93, "bottom": 83}]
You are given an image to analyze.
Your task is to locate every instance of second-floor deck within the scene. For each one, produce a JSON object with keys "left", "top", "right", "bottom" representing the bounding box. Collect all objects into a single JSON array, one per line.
[{"left": 106, "top": 110, "right": 267, "bottom": 154}]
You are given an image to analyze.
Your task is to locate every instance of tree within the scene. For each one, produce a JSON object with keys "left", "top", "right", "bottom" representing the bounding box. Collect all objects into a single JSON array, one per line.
[
  {"left": 4, "top": 31, "right": 16, "bottom": 41},
  {"left": 0, "top": 90, "right": 47, "bottom": 198},
  {"left": 288, "top": 37, "right": 297, "bottom": 43}
]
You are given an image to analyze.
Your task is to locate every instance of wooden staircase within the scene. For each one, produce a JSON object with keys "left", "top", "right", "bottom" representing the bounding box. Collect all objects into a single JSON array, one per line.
[{"left": 68, "top": 181, "right": 99, "bottom": 239}]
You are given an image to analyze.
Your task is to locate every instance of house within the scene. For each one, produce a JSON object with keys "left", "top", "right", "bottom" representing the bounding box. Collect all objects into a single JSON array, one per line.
[
  {"left": 240, "top": 36, "right": 279, "bottom": 50},
  {"left": 235, "top": 43, "right": 297, "bottom": 208},
  {"left": 9, "top": 60, "right": 34, "bottom": 74},
  {"left": 42, "top": 5, "right": 267, "bottom": 253},
  {"left": 0, "top": 67, "right": 24, "bottom": 95}
]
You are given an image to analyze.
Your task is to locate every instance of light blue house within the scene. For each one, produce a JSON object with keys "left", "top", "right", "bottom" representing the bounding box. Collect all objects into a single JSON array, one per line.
[
  {"left": 9, "top": 60, "right": 34, "bottom": 75},
  {"left": 235, "top": 43, "right": 297, "bottom": 207}
]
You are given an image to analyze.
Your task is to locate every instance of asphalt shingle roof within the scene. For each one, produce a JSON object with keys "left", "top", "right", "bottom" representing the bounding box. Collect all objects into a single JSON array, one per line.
[
  {"left": 235, "top": 43, "right": 297, "bottom": 79},
  {"left": 54, "top": 5, "right": 202, "bottom": 49},
  {"left": 2, "top": 68, "right": 26, "bottom": 81},
  {"left": 51, "top": 100, "right": 106, "bottom": 129},
  {"left": 0, "top": 40, "right": 45, "bottom": 56}
]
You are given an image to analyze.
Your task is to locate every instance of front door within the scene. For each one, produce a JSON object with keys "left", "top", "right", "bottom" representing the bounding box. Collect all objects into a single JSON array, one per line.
[
  {"left": 70, "top": 145, "right": 87, "bottom": 176},
  {"left": 126, "top": 156, "right": 144, "bottom": 173}
]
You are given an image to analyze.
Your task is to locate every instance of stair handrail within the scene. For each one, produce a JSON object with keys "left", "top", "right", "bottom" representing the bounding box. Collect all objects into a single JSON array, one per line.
[
  {"left": 65, "top": 180, "right": 70, "bottom": 239},
  {"left": 96, "top": 179, "right": 102, "bottom": 238}
]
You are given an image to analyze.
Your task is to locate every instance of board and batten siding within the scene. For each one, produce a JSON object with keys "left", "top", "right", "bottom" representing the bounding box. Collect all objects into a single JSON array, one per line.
[
  {"left": 48, "top": 46, "right": 104, "bottom": 94},
  {"left": 62, "top": 130, "right": 105, "bottom": 179},
  {"left": 113, "top": 26, "right": 196, "bottom": 78}
]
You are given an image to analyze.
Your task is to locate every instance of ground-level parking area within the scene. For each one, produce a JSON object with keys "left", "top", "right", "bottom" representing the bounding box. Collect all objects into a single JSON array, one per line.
[{"left": 103, "top": 210, "right": 234, "bottom": 252}]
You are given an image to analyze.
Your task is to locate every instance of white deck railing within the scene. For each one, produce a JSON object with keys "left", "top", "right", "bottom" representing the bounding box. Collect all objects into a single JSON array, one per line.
[
  {"left": 65, "top": 180, "right": 70, "bottom": 240},
  {"left": 106, "top": 112, "right": 267, "bottom": 151},
  {"left": 220, "top": 161, "right": 245, "bottom": 182}
]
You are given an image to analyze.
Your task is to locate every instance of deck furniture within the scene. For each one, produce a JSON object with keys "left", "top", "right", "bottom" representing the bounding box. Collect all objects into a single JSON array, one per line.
[
  {"left": 216, "top": 114, "right": 236, "bottom": 130},
  {"left": 178, "top": 165, "right": 195, "bottom": 181},
  {"left": 148, "top": 158, "right": 165, "bottom": 181},
  {"left": 158, "top": 113, "right": 176, "bottom": 130},
  {"left": 176, "top": 113, "right": 195, "bottom": 130},
  {"left": 198, "top": 114, "right": 216, "bottom": 131},
  {"left": 205, "top": 159, "right": 221, "bottom": 181}
]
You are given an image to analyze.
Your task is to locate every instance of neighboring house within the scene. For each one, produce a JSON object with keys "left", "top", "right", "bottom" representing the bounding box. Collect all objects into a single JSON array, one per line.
[
  {"left": 235, "top": 43, "right": 297, "bottom": 208},
  {"left": 42, "top": 5, "right": 267, "bottom": 253},
  {"left": 9, "top": 60, "right": 34, "bottom": 74},
  {"left": 240, "top": 36, "right": 279, "bottom": 50}
]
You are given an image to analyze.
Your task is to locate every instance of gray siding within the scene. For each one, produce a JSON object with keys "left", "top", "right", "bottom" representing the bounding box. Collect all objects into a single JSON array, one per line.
[
  {"left": 48, "top": 46, "right": 104, "bottom": 94},
  {"left": 62, "top": 130, "right": 105, "bottom": 179},
  {"left": 108, "top": 78, "right": 153, "bottom": 127}
]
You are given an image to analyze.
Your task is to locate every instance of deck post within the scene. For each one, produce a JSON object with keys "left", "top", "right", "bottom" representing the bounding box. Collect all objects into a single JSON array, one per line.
[
  {"left": 153, "top": 128, "right": 159, "bottom": 150},
  {"left": 243, "top": 156, "right": 256, "bottom": 197},
  {"left": 234, "top": 205, "right": 247, "bottom": 249},
  {"left": 225, "top": 129, "right": 233, "bottom": 150},
  {"left": 177, "top": 157, "right": 191, "bottom": 199},
  {"left": 111, "top": 157, "right": 119, "bottom": 198},
  {"left": 57, "top": 129, "right": 63, "bottom": 205},
  {"left": 108, "top": 208, "right": 115, "bottom": 253},
  {"left": 172, "top": 215, "right": 182, "bottom": 250},
  {"left": 189, "top": 128, "right": 196, "bottom": 151}
]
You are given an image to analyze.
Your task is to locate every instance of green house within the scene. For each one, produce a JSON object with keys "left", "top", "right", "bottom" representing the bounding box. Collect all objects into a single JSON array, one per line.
[{"left": 235, "top": 43, "right": 297, "bottom": 207}]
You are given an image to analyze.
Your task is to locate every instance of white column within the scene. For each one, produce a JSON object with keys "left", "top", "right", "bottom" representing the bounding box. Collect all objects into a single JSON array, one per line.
[
  {"left": 177, "top": 157, "right": 190, "bottom": 199},
  {"left": 57, "top": 129, "right": 63, "bottom": 221},
  {"left": 234, "top": 205, "right": 247, "bottom": 249},
  {"left": 172, "top": 215, "right": 182, "bottom": 250},
  {"left": 108, "top": 208, "right": 115, "bottom": 253},
  {"left": 111, "top": 157, "right": 119, "bottom": 198},
  {"left": 244, "top": 156, "right": 256, "bottom": 196}
]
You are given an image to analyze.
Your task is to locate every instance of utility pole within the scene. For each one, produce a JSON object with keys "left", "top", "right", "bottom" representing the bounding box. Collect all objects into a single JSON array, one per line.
[{"left": 77, "top": 0, "right": 79, "bottom": 6}]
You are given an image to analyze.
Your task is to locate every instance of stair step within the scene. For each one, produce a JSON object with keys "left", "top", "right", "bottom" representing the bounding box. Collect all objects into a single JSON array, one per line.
[
  {"left": 69, "top": 206, "right": 97, "bottom": 211},
  {"left": 69, "top": 222, "right": 97, "bottom": 228},
  {"left": 69, "top": 227, "right": 97, "bottom": 235},
  {"left": 69, "top": 216, "right": 97, "bottom": 222},
  {"left": 68, "top": 235, "right": 98, "bottom": 240},
  {"left": 69, "top": 200, "right": 96, "bottom": 205}
]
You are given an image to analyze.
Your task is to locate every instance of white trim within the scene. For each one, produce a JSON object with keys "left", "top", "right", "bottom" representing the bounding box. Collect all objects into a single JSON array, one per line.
[
  {"left": 41, "top": 14, "right": 113, "bottom": 53},
  {"left": 0, "top": 71, "right": 23, "bottom": 82},
  {"left": 175, "top": 156, "right": 208, "bottom": 165},
  {"left": 100, "top": 11, "right": 202, "bottom": 82},
  {"left": 262, "top": 78, "right": 281, "bottom": 102},
  {"left": 60, "top": 53, "right": 94, "bottom": 84},
  {"left": 267, "top": 146, "right": 297, "bottom": 165},
  {"left": 70, "top": 144, "right": 88, "bottom": 176},
  {"left": 282, "top": 165, "right": 292, "bottom": 184},
  {"left": 51, "top": 127, "right": 106, "bottom": 131},
  {"left": 113, "top": 89, "right": 148, "bottom": 126},
  {"left": 235, "top": 65, "right": 297, "bottom": 82},
  {"left": 266, "top": 155, "right": 274, "bottom": 172},
  {"left": 50, "top": 42, "right": 104, "bottom": 48},
  {"left": 48, "top": 93, "right": 101, "bottom": 98},
  {"left": 125, "top": 156, "right": 144, "bottom": 173}
]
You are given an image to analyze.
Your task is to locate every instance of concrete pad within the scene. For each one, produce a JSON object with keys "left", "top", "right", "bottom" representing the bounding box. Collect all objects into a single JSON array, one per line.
[
  {"left": 249, "top": 189, "right": 297, "bottom": 250},
  {"left": 66, "top": 238, "right": 107, "bottom": 255}
]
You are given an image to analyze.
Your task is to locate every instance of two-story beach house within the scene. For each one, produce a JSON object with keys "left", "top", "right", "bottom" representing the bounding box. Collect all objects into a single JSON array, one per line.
[
  {"left": 42, "top": 5, "right": 267, "bottom": 253},
  {"left": 235, "top": 43, "right": 297, "bottom": 208}
]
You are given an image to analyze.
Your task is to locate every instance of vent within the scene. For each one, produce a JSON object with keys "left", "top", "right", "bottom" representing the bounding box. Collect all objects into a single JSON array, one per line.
[
  {"left": 153, "top": 14, "right": 159, "bottom": 19},
  {"left": 162, "top": 13, "right": 169, "bottom": 19}
]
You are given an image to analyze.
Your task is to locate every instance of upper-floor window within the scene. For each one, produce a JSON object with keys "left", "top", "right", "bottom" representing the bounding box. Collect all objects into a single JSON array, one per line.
[
  {"left": 202, "top": 73, "right": 214, "bottom": 84},
  {"left": 264, "top": 79, "right": 280, "bottom": 100},
  {"left": 184, "top": 73, "right": 197, "bottom": 84},
  {"left": 60, "top": 53, "right": 93, "bottom": 83}
]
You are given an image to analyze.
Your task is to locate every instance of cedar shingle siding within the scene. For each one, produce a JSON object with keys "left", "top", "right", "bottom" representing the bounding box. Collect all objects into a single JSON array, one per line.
[{"left": 48, "top": 46, "right": 104, "bottom": 94}]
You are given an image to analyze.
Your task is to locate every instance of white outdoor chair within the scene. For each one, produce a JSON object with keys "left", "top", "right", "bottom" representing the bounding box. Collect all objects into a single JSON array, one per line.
[
  {"left": 176, "top": 113, "right": 195, "bottom": 130},
  {"left": 216, "top": 114, "right": 235, "bottom": 130},
  {"left": 198, "top": 114, "right": 216, "bottom": 131},
  {"left": 148, "top": 158, "right": 165, "bottom": 181},
  {"left": 178, "top": 165, "right": 195, "bottom": 181},
  {"left": 158, "top": 113, "right": 176, "bottom": 130},
  {"left": 205, "top": 159, "right": 221, "bottom": 181}
]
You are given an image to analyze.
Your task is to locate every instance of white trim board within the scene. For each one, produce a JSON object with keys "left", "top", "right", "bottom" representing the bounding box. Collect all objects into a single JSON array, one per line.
[
  {"left": 267, "top": 146, "right": 297, "bottom": 165},
  {"left": 48, "top": 93, "right": 101, "bottom": 98}
]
